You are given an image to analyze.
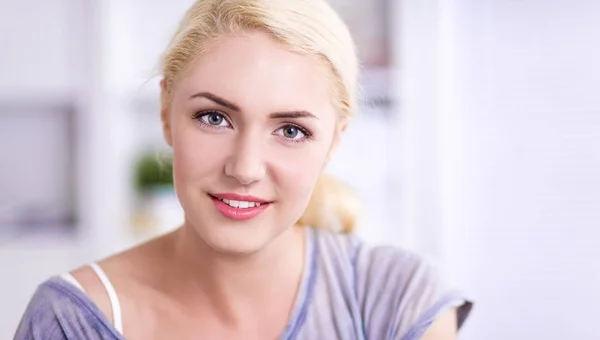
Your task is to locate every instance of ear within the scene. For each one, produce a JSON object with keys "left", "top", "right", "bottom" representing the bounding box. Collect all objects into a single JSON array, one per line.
[
  {"left": 160, "top": 79, "right": 173, "bottom": 147},
  {"left": 323, "top": 116, "right": 349, "bottom": 169}
]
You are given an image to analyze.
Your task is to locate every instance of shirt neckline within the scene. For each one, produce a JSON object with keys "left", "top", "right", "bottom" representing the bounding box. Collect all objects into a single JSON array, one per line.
[
  {"left": 51, "top": 227, "right": 319, "bottom": 339},
  {"left": 280, "top": 226, "right": 319, "bottom": 339}
]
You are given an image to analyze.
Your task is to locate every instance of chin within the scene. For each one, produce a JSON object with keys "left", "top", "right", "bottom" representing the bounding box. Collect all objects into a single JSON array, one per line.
[
  {"left": 189, "top": 216, "right": 284, "bottom": 256},
  {"left": 205, "top": 230, "right": 273, "bottom": 255}
]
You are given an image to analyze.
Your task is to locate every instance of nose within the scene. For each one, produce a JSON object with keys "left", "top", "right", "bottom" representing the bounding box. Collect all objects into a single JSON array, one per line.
[{"left": 224, "top": 134, "right": 266, "bottom": 186}]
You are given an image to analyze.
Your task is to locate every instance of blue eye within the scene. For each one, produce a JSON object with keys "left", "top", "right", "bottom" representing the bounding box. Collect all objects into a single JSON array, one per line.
[
  {"left": 202, "top": 112, "right": 229, "bottom": 127},
  {"left": 283, "top": 126, "right": 301, "bottom": 138},
  {"left": 193, "top": 111, "right": 231, "bottom": 129},
  {"left": 206, "top": 113, "right": 224, "bottom": 125},
  {"left": 276, "top": 125, "right": 310, "bottom": 142}
]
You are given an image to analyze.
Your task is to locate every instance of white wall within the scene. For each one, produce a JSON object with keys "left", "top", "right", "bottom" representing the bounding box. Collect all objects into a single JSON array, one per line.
[
  {"left": 398, "top": 0, "right": 600, "bottom": 338},
  {"left": 0, "top": 0, "right": 74, "bottom": 101}
]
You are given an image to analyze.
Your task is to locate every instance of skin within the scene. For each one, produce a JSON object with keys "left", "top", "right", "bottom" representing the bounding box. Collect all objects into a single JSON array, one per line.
[
  {"left": 71, "top": 30, "right": 457, "bottom": 339},
  {"left": 422, "top": 309, "right": 457, "bottom": 339}
]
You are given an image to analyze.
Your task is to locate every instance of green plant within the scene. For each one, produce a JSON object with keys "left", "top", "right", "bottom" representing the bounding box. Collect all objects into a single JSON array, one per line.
[{"left": 134, "top": 151, "right": 174, "bottom": 193}]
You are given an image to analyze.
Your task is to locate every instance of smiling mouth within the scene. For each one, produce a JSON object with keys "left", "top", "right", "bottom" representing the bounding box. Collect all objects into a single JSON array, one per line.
[
  {"left": 209, "top": 194, "right": 271, "bottom": 221},
  {"left": 209, "top": 193, "right": 272, "bottom": 208},
  {"left": 213, "top": 196, "right": 263, "bottom": 209}
]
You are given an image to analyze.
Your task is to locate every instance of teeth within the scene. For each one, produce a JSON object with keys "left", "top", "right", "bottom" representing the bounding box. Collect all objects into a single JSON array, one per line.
[{"left": 219, "top": 198, "right": 262, "bottom": 209}]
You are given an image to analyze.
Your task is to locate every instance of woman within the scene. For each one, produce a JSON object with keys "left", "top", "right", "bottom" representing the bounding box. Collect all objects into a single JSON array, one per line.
[{"left": 15, "top": 0, "right": 472, "bottom": 339}]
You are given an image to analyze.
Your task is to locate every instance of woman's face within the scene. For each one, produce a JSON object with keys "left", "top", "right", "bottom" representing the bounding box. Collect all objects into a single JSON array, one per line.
[{"left": 163, "top": 31, "right": 343, "bottom": 254}]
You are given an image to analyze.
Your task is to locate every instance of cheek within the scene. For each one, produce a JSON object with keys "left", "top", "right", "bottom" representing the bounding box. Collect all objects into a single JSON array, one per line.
[
  {"left": 269, "top": 140, "right": 330, "bottom": 203},
  {"left": 171, "top": 118, "right": 228, "bottom": 186}
]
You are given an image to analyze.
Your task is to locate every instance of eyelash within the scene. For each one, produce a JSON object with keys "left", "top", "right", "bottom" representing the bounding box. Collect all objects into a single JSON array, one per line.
[
  {"left": 277, "top": 124, "right": 312, "bottom": 144},
  {"left": 192, "top": 110, "right": 313, "bottom": 144},
  {"left": 192, "top": 110, "right": 232, "bottom": 131}
]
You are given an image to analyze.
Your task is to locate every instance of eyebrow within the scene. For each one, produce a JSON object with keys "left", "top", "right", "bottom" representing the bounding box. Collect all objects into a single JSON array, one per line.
[
  {"left": 269, "top": 111, "right": 318, "bottom": 120},
  {"left": 189, "top": 91, "right": 319, "bottom": 120},
  {"left": 190, "top": 92, "right": 240, "bottom": 111}
]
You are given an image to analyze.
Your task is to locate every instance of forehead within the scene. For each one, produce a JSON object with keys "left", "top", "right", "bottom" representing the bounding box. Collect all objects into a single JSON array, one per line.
[{"left": 173, "top": 31, "right": 334, "bottom": 114}]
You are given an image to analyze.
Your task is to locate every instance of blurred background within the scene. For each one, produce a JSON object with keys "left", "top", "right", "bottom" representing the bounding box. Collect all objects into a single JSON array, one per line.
[{"left": 1, "top": 0, "right": 599, "bottom": 338}]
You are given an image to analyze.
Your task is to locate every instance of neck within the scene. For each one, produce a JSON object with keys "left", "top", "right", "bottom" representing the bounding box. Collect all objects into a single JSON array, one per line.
[{"left": 165, "top": 223, "right": 307, "bottom": 325}]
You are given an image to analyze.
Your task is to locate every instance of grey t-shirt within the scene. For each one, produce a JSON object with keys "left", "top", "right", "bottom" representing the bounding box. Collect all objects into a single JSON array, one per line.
[{"left": 15, "top": 228, "right": 472, "bottom": 339}]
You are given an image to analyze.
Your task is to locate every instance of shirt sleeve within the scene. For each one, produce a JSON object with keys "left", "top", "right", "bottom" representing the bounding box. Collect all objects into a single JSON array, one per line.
[
  {"left": 355, "top": 245, "right": 473, "bottom": 340},
  {"left": 14, "top": 279, "right": 117, "bottom": 340},
  {"left": 14, "top": 282, "right": 69, "bottom": 340}
]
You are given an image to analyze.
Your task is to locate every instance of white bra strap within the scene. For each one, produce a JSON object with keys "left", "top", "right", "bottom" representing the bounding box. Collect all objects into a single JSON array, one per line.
[
  {"left": 89, "top": 263, "right": 123, "bottom": 335},
  {"left": 60, "top": 273, "right": 85, "bottom": 292}
]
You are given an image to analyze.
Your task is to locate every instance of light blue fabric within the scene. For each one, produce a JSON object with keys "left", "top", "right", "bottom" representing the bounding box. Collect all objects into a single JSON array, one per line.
[{"left": 15, "top": 228, "right": 472, "bottom": 339}]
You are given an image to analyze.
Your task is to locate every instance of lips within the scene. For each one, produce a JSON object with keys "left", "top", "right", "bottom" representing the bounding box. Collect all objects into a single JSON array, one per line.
[
  {"left": 211, "top": 193, "right": 270, "bottom": 204},
  {"left": 209, "top": 193, "right": 272, "bottom": 221},
  {"left": 213, "top": 196, "right": 263, "bottom": 209}
]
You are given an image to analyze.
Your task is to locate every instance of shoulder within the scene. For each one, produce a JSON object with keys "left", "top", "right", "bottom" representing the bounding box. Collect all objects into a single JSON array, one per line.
[
  {"left": 14, "top": 277, "right": 118, "bottom": 340},
  {"left": 356, "top": 244, "right": 472, "bottom": 339},
  {"left": 311, "top": 228, "right": 473, "bottom": 339}
]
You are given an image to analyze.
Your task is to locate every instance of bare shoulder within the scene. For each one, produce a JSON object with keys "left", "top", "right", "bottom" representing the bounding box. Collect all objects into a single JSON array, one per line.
[
  {"left": 69, "top": 264, "right": 114, "bottom": 324},
  {"left": 421, "top": 308, "right": 458, "bottom": 340},
  {"left": 69, "top": 233, "right": 171, "bottom": 325}
]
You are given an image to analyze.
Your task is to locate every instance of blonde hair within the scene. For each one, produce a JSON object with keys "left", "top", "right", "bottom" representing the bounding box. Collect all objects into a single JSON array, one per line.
[{"left": 161, "top": 0, "right": 362, "bottom": 232}]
